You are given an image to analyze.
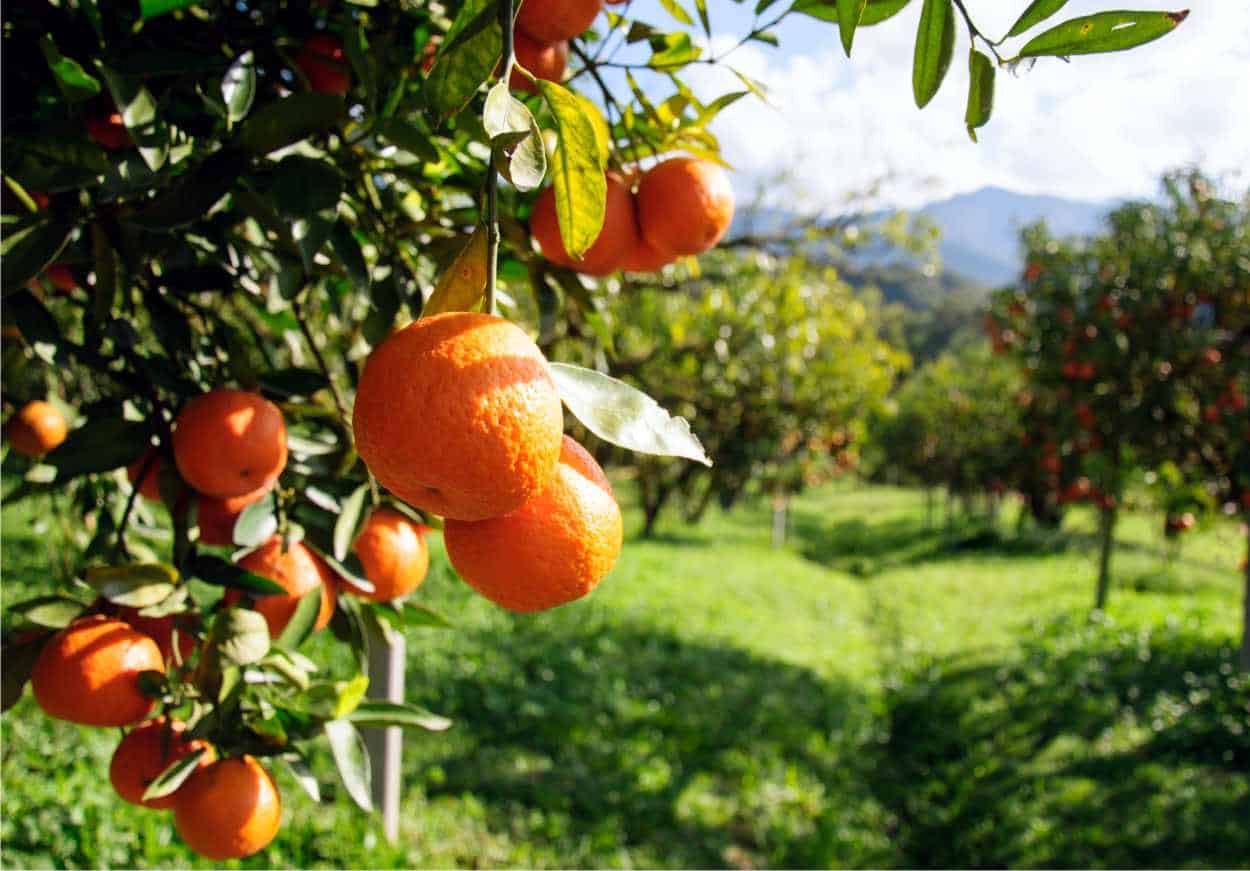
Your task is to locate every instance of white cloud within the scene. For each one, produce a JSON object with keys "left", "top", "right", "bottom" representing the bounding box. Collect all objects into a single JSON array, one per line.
[{"left": 676, "top": 2, "right": 1250, "bottom": 210}]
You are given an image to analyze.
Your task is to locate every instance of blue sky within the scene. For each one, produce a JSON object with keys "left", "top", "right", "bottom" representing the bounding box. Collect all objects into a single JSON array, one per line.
[{"left": 591, "top": 1, "right": 1250, "bottom": 209}]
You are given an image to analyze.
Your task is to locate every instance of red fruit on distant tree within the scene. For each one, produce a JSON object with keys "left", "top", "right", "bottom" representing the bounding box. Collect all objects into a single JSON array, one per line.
[
  {"left": 86, "top": 112, "right": 132, "bottom": 150},
  {"left": 510, "top": 32, "right": 568, "bottom": 93},
  {"left": 296, "top": 34, "right": 351, "bottom": 96},
  {"left": 515, "top": 0, "right": 603, "bottom": 44}
]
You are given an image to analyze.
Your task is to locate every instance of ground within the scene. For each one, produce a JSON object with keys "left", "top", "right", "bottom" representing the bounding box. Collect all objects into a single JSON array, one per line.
[{"left": 1, "top": 482, "right": 1246, "bottom": 869}]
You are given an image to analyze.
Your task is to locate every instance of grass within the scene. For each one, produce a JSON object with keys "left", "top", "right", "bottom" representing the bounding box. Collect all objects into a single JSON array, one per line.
[{"left": 1, "top": 482, "right": 1247, "bottom": 868}]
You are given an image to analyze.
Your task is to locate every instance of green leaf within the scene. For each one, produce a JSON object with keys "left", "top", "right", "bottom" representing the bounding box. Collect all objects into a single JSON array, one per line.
[
  {"left": 127, "top": 150, "right": 246, "bottom": 230},
  {"left": 537, "top": 81, "right": 606, "bottom": 259},
  {"left": 7, "top": 289, "right": 62, "bottom": 347},
  {"left": 400, "top": 602, "right": 452, "bottom": 629},
  {"left": 964, "top": 48, "right": 995, "bottom": 142},
  {"left": 96, "top": 63, "right": 168, "bottom": 172},
  {"left": 793, "top": 0, "right": 911, "bottom": 26},
  {"left": 293, "top": 211, "right": 336, "bottom": 273},
  {"left": 275, "top": 587, "right": 324, "bottom": 650},
  {"left": 40, "top": 37, "right": 102, "bottom": 103},
  {"left": 85, "top": 563, "right": 179, "bottom": 608},
  {"left": 376, "top": 118, "right": 440, "bottom": 163},
  {"left": 2, "top": 631, "right": 52, "bottom": 712},
  {"left": 214, "top": 607, "right": 271, "bottom": 666},
  {"left": 837, "top": 0, "right": 868, "bottom": 55},
  {"left": 1006, "top": 0, "right": 1069, "bottom": 38},
  {"left": 330, "top": 221, "right": 371, "bottom": 292},
  {"left": 1013, "top": 10, "right": 1189, "bottom": 59},
  {"left": 317, "top": 550, "right": 376, "bottom": 597},
  {"left": 425, "top": 0, "right": 501, "bottom": 121},
  {"left": 222, "top": 51, "right": 256, "bottom": 124},
  {"left": 259, "top": 368, "right": 329, "bottom": 399},
  {"left": 139, "top": 0, "right": 198, "bottom": 17},
  {"left": 648, "top": 32, "right": 702, "bottom": 67},
  {"left": 271, "top": 155, "right": 343, "bottom": 217},
  {"left": 45, "top": 419, "right": 151, "bottom": 481},
  {"left": 333, "top": 673, "right": 370, "bottom": 720},
  {"left": 346, "top": 700, "right": 452, "bottom": 732},
  {"left": 239, "top": 94, "right": 345, "bottom": 155},
  {"left": 423, "top": 226, "right": 488, "bottom": 317},
  {"left": 324, "top": 719, "right": 373, "bottom": 811},
  {"left": 657, "top": 0, "right": 694, "bottom": 25},
  {"left": 549, "top": 362, "right": 712, "bottom": 466},
  {"left": 334, "top": 483, "right": 370, "bottom": 562},
  {"left": 187, "top": 554, "right": 286, "bottom": 596},
  {"left": 1, "top": 221, "right": 75, "bottom": 297},
  {"left": 344, "top": 23, "right": 377, "bottom": 108},
  {"left": 277, "top": 753, "right": 322, "bottom": 803},
  {"left": 912, "top": 0, "right": 955, "bottom": 109},
  {"left": 231, "top": 493, "right": 278, "bottom": 549},
  {"left": 9, "top": 596, "right": 88, "bottom": 629},
  {"left": 140, "top": 747, "right": 207, "bottom": 803},
  {"left": 484, "top": 82, "right": 546, "bottom": 192}
]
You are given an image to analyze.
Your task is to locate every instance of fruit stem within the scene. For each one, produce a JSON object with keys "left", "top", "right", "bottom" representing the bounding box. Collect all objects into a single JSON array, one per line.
[{"left": 484, "top": 0, "right": 516, "bottom": 318}]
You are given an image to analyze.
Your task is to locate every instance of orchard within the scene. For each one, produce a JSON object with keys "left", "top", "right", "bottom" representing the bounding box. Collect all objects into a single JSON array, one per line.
[{"left": 5, "top": 0, "right": 1236, "bottom": 867}]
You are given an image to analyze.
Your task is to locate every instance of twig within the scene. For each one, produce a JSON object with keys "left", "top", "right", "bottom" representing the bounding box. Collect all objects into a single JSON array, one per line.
[{"left": 951, "top": 0, "right": 1006, "bottom": 62}]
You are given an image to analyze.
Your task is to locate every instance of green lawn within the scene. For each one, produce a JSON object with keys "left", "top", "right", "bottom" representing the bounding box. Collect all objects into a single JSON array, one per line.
[{"left": 2, "top": 482, "right": 1247, "bottom": 868}]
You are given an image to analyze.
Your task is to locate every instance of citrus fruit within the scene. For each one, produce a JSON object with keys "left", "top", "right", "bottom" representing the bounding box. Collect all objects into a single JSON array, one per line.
[
  {"left": 349, "top": 508, "right": 430, "bottom": 601},
  {"left": 623, "top": 233, "right": 674, "bottom": 273},
  {"left": 110, "top": 717, "right": 215, "bottom": 810},
  {"left": 444, "top": 435, "right": 622, "bottom": 612},
  {"left": 353, "top": 312, "right": 563, "bottom": 521},
  {"left": 530, "top": 173, "right": 639, "bottom": 275},
  {"left": 85, "top": 112, "right": 132, "bottom": 150},
  {"left": 45, "top": 264, "right": 78, "bottom": 293},
  {"left": 119, "top": 607, "right": 199, "bottom": 665},
  {"left": 516, "top": 0, "right": 603, "bottom": 43},
  {"left": 511, "top": 32, "right": 567, "bottom": 93},
  {"left": 296, "top": 33, "right": 351, "bottom": 96},
  {"left": 6, "top": 400, "right": 68, "bottom": 458},
  {"left": 30, "top": 615, "right": 163, "bottom": 727},
  {"left": 231, "top": 537, "right": 335, "bottom": 637},
  {"left": 172, "top": 388, "right": 287, "bottom": 499},
  {"left": 127, "top": 448, "right": 168, "bottom": 501},
  {"left": 195, "top": 484, "right": 271, "bottom": 547},
  {"left": 174, "top": 755, "right": 281, "bottom": 860},
  {"left": 636, "top": 156, "right": 735, "bottom": 257}
]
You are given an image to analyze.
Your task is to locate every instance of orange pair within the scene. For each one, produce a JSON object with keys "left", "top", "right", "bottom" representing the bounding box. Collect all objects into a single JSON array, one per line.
[
  {"left": 354, "top": 311, "right": 623, "bottom": 612},
  {"left": 531, "top": 157, "right": 735, "bottom": 276}
]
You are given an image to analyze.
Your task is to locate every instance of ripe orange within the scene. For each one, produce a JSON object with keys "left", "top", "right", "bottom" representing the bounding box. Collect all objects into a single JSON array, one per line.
[
  {"left": 30, "top": 615, "right": 163, "bottom": 727},
  {"left": 623, "top": 233, "right": 674, "bottom": 273},
  {"left": 296, "top": 33, "right": 351, "bottom": 96},
  {"left": 353, "top": 312, "right": 563, "bottom": 521},
  {"left": 172, "top": 389, "right": 287, "bottom": 499},
  {"left": 636, "top": 156, "right": 735, "bottom": 257},
  {"left": 349, "top": 508, "right": 430, "bottom": 601},
  {"left": 6, "top": 400, "right": 68, "bottom": 458},
  {"left": 511, "top": 32, "right": 568, "bottom": 93},
  {"left": 127, "top": 448, "right": 167, "bottom": 501},
  {"left": 174, "top": 755, "right": 281, "bottom": 860},
  {"left": 110, "top": 717, "right": 215, "bottom": 810},
  {"left": 232, "top": 537, "right": 335, "bottom": 637},
  {"left": 196, "top": 484, "right": 271, "bottom": 547},
  {"left": 85, "top": 112, "right": 132, "bottom": 150},
  {"left": 444, "top": 435, "right": 622, "bottom": 612},
  {"left": 531, "top": 173, "right": 639, "bottom": 275},
  {"left": 119, "top": 607, "right": 199, "bottom": 665},
  {"left": 44, "top": 264, "right": 78, "bottom": 293},
  {"left": 516, "top": 0, "right": 603, "bottom": 44}
]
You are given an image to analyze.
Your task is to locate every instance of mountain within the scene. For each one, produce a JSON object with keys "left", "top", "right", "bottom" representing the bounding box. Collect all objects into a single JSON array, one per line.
[
  {"left": 918, "top": 186, "right": 1113, "bottom": 286},
  {"left": 726, "top": 186, "right": 1114, "bottom": 287}
]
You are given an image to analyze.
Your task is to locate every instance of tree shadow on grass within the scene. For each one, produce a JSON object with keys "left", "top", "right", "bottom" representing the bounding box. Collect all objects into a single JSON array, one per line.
[
  {"left": 876, "top": 617, "right": 1250, "bottom": 869},
  {"left": 403, "top": 617, "right": 894, "bottom": 869}
]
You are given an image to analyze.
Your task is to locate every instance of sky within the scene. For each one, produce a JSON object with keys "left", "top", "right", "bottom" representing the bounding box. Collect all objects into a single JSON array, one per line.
[{"left": 608, "top": 1, "right": 1250, "bottom": 210}]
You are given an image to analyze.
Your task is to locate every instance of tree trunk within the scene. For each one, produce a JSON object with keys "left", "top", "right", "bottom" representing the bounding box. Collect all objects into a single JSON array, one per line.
[
  {"left": 925, "top": 488, "right": 935, "bottom": 529},
  {"left": 771, "top": 492, "right": 788, "bottom": 548},
  {"left": 1241, "top": 523, "right": 1250, "bottom": 672},
  {"left": 364, "top": 619, "right": 404, "bottom": 843},
  {"left": 1094, "top": 505, "right": 1118, "bottom": 611}
]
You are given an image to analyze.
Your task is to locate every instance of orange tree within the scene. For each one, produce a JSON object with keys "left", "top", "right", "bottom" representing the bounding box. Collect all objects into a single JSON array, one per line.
[
  {"left": 988, "top": 170, "right": 1249, "bottom": 645},
  {"left": 1, "top": 0, "right": 1192, "bottom": 858}
]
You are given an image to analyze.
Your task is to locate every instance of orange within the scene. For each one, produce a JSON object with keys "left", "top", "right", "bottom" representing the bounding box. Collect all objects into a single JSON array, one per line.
[
  {"left": 349, "top": 508, "right": 430, "bottom": 601},
  {"left": 531, "top": 173, "right": 639, "bottom": 275},
  {"left": 85, "top": 112, "right": 132, "bottom": 150},
  {"left": 30, "top": 615, "right": 163, "bottom": 727},
  {"left": 119, "top": 607, "right": 199, "bottom": 665},
  {"left": 353, "top": 312, "right": 563, "bottom": 521},
  {"left": 6, "top": 400, "right": 67, "bottom": 458},
  {"left": 173, "top": 388, "right": 287, "bottom": 499},
  {"left": 195, "top": 483, "right": 271, "bottom": 547},
  {"left": 127, "top": 448, "right": 167, "bottom": 501},
  {"left": 174, "top": 755, "right": 281, "bottom": 860},
  {"left": 511, "top": 32, "right": 567, "bottom": 93},
  {"left": 110, "top": 717, "right": 215, "bottom": 810},
  {"left": 296, "top": 33, "right": 351, "bottom": 97},
  {"left": 623, "top": 232, "right": 674, "bottom": 273},
  {"left": 231, "top": 537, "right": 335, "bottom": 637},
  {"left": 45, "top": 264, "right": 78, "bottom": 293},
  {"left": 444, "top": 435, "right": 622, "bottom": 612},
  {"left": 516, "top": 0, "right": 603, "bottom": 43},
  {"left": 636, "top": 156, "right": 735, "bottom": 257}
]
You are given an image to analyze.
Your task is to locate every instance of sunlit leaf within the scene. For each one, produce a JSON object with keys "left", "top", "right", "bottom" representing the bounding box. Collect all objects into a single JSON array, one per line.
[
  {"left": 423, "top": 226, "right": 489, "bottom": 317},
  {"left": 324, "top": 719, "right": 373, "bottom": 811},
  {"left": 1013, "top": 9, "right": 1189, "bottom": 59},
  {"left": 85, "top": 564, "right": 179, "bottom": 608},
  {"left": 537, "top": 81, "right": 606, "bottom": 259},
  {"left": 964, "top": 48, "right": 995, "bottom": 141},
  {"left": 912, "top": 0, "right": 955, "bottom": 108}
]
